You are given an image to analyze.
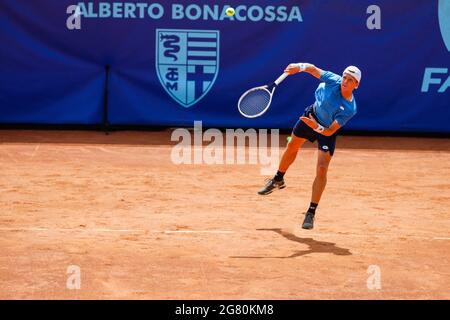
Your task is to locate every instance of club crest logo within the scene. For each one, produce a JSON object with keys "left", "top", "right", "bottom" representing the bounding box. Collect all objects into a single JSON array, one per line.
[
  {"left": 156, "top": 29, "right": 220, "bottom": 108},
  {"left": 439, "top": 0, "right": 450, "bottom": 52}
]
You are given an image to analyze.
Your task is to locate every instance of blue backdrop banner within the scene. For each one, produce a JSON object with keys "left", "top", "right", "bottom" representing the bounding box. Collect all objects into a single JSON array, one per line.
[{"left": 1, "top": 0, "right": 449, "bottom": 132}]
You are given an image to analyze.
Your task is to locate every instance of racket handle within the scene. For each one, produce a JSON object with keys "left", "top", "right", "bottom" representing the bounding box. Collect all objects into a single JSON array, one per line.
[{"left": 274, "top": 72, "right": 289, "bottom": 86}]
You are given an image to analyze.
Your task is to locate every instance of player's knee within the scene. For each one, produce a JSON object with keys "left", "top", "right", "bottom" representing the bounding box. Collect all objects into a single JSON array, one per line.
[
  {"left": 316, "top": 163, "right": 329, "bottom": 178},
  {"left": 286, "top": 141, "right": 300, "bottom": 153}
]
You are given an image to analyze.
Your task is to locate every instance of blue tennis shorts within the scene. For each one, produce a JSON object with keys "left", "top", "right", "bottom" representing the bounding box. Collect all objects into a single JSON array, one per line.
[{"left": 292, "top": 104, "right": 338, "bottom": 156}]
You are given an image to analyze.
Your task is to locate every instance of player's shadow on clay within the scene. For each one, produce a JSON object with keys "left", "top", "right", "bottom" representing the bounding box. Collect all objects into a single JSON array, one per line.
[{"left": 230, "top": 228, "right": 351, "bottom": 259}]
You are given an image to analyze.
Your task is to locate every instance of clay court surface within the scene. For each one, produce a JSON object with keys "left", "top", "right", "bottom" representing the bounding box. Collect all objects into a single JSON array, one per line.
[{"left": 0, "top": 130, "right": 449, "bottom": 299}]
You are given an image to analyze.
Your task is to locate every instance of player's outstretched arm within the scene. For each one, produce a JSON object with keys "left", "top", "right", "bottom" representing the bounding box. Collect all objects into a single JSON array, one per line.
[{"left": 284, "top": 63, "right": 323, "bottom": 79}]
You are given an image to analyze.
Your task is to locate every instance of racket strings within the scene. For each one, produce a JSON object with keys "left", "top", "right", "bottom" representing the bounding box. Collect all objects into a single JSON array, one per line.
[{"left": 239, "top": 89, "right": 272, "bottom": 117}]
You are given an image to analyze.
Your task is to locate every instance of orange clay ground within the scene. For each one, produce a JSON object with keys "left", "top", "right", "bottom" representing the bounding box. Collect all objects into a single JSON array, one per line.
[{"left": 0, "top": 130, "right": 449, "bottom": 299}]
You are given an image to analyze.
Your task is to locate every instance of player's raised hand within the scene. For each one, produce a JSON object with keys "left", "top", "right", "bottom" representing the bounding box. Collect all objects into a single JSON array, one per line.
[{"left": 284, "top": 63, "right": 300, "bottom": 75}]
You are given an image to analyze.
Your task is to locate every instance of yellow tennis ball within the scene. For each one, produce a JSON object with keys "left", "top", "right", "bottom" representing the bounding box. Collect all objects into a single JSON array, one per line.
[{"left": 226, "top": 7, "right": 235, "bottom": 17}]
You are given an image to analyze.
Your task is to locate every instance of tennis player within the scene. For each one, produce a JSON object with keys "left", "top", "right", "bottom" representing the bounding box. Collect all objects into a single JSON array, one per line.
[{"left": 258, "top": 63, "right": 361, "bottom": 230}]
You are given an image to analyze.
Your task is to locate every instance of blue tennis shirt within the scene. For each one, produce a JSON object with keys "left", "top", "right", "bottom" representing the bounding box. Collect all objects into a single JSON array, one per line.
[{"left": 313, "top": 71, "right": 357, "bottom": 128}]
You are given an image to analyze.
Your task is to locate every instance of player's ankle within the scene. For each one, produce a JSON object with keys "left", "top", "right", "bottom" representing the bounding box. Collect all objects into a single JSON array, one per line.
[
  {"left": 307, "top": 202, "right": 318, "bottom": 214},
  {"left": 274, "top": 170, "right": 285, "bottom": 181}
]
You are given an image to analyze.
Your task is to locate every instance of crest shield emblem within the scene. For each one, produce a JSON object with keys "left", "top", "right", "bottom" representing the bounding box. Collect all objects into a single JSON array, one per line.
[{"left": 156, "top": 29, "right": 220, "bottom": 108}]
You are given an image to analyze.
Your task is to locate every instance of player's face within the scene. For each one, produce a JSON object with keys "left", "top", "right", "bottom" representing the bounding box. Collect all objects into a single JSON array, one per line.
[{"left": 341, "top": 74, "right": 359, "bottom": 91}]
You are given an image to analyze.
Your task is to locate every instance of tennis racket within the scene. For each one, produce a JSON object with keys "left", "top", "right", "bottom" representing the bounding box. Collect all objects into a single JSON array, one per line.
[{"left": 237, "top": 72, "right": 289, "bottom": 118}]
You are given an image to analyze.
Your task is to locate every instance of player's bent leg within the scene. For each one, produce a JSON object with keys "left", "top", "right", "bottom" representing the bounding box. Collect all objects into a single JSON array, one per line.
[
  {"left": 302, "top": 150, "right": 332, "bottom": 229},
  {"left": 278, "top": 134, "right": 307, "bottom": 172},
  {"left": 258, "top": 135, "right": 306, "bottom": 195},
  {"left": 311, "top": 150, "right": 332, "bottom": 204}
]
